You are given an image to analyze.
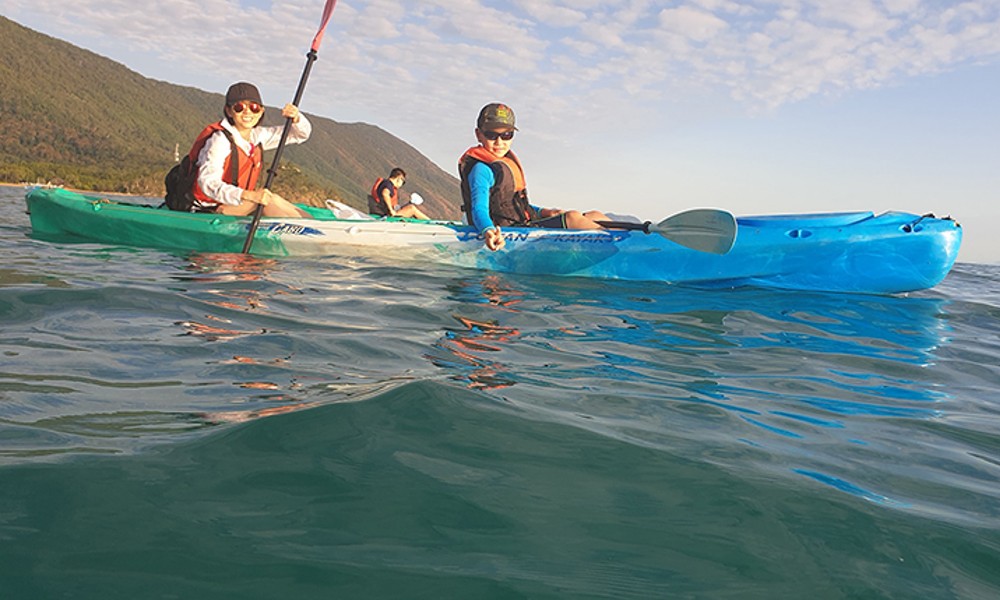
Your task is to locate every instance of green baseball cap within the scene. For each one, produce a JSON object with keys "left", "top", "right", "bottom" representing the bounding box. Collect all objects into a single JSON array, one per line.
[{"left": 477, "top": 103, "right": 518, "bottom": 131}]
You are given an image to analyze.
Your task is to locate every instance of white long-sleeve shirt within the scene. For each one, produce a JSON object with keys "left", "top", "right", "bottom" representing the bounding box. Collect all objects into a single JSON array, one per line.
[{"left": 195, "top": 115, "right": 312, "bottom": 206}]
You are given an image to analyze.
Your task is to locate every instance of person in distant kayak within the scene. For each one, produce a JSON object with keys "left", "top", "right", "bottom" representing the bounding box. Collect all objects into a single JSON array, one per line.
[
  {"left": 190, "top": 82, "right": 312, "bottom": 217},
  {"left": 458, "top": 103, "right": 611, "bottom": 251},
  {"left": 369, "top": 168, "right": 431, "bottom": 219}
]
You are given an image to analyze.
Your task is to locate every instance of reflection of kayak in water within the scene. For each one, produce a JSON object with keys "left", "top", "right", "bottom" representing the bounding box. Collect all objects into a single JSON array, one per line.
[
  {"left": 25, "top": 187, "right": 961, "bottom": 294},
  {"left": 603, "top": 286, "right": 953, "bottom": 368},
  {"left": 423, "top": 274, "right": 955, "bottom": 462}
]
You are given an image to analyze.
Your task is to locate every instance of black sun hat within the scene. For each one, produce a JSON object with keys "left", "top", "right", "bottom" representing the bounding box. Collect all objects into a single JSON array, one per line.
[{"left": 225, "top": 82, "right": 263, "bottom": 106}]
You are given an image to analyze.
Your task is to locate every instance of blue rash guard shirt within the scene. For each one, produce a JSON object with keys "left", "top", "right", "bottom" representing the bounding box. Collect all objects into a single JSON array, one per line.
[{"left": 467, "top": 162, "right": 540, "bottom": 233}]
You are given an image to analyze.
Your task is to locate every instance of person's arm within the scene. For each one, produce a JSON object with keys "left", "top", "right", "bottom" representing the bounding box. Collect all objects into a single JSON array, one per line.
[
  {"left": 196, "top": 131, "right": 246, "bottom": 206},
  {"left": 380, "top": 186, "right": 396, "bottom": 216},
  {"left": 256, "top": 104, "right": 312, "bottom": 151},
  {"left": 468, "top": 163, "right": 504, "bottom": 250},
  {"left": 468, "top": 163, "right": 496, "bottom": 233}
]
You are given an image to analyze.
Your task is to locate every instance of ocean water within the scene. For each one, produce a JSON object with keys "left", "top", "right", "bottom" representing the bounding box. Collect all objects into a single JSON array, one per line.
[{"left": 2, "top": 186, "right": 999, "bottom": 599}]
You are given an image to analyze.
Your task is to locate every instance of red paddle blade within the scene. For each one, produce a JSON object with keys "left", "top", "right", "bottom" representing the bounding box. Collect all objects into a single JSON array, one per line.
[{"left": 311, "top": 0, "right": 339, "bottom": 52}]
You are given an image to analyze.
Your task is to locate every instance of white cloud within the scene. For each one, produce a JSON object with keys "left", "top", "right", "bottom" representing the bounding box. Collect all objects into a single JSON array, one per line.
[
  {"left": 511, "top": 0, "right": 589, "bottom": 28},
  {"left": 659, "top": 6, "right": 730, "bottom": 42},
  {"left": 881, "top": 0, "right": 923, "bottom": 15},
  {"left": 814, "top": 0, "right": 890, "bottom": 31}
]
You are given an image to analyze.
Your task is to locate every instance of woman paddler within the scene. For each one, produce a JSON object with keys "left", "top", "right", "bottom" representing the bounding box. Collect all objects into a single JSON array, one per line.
[{"left": 188, "top": 82, "right": 312, "bottom": 218}]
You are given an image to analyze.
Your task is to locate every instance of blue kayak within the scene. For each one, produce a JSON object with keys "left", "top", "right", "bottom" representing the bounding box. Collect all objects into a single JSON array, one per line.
[
  {"left": 446, "top": 211, "right": 962, "bottom": 294},
  {"left": 25, "top": 187, "right": 961, "bottom": 294}
]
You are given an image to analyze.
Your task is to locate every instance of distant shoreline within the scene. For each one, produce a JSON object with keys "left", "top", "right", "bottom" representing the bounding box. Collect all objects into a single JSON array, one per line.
[{"left": 2, "top": 181, "right": 153, "bottom": 198}]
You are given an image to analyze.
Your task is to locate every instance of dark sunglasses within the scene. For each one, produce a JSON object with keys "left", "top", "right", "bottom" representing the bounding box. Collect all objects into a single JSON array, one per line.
[
  {"left": 231, "top": 101, "right": 263, "bottom": 114},
  {"left": 482, "top": 130, "right": 515, "bottom": 141}
]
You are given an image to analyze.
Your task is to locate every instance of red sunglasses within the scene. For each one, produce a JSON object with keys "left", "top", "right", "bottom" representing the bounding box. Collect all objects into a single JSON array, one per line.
[{"left": 231, "top": 101, "right": 263, "bottom": 114}]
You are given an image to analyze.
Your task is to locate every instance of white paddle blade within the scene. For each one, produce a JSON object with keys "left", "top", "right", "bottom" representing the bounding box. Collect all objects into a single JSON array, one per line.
[
  {"left": 410, "top": 192, "right": 424, "bottom": 205},
  {"left": 652, "top": 209, "right": 737, "bottom": 255}
]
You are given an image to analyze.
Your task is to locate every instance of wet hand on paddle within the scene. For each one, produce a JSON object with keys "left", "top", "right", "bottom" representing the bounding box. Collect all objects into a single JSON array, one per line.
[{"left": 281, "top": 103, "right": 302, "bottom": 123}]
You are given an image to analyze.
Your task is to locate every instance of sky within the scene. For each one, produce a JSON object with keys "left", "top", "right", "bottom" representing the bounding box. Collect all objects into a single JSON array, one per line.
[{"left": 4, "top": 0, "right": 1000, "bottom": 263}]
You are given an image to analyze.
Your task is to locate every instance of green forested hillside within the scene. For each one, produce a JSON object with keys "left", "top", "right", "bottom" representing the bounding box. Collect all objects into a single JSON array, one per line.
[{"left": 0, "top": 16, "right": 460, "bottom": 218}]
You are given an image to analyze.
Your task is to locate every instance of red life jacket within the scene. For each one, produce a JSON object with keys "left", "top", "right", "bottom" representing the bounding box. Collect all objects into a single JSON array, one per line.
[
  {"left": 368, "top": 178, "right": 399, "bottom": 216},
  {"left": 458, "top": 147, "right": 535, "bottom": 227},
  {"left": 189, "top": 123, "right": 264, "bottom": 207}
]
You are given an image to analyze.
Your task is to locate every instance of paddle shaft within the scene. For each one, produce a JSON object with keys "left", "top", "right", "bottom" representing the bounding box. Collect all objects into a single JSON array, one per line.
[
  {"left": 596, "top": 220, "right": 651, "bottom": 232},
  {"left": 243, "top": 0, "right": 338, "bottom": 254},
  {"left": 241, "top": 53, "right": 316, "bottom": 253}
]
